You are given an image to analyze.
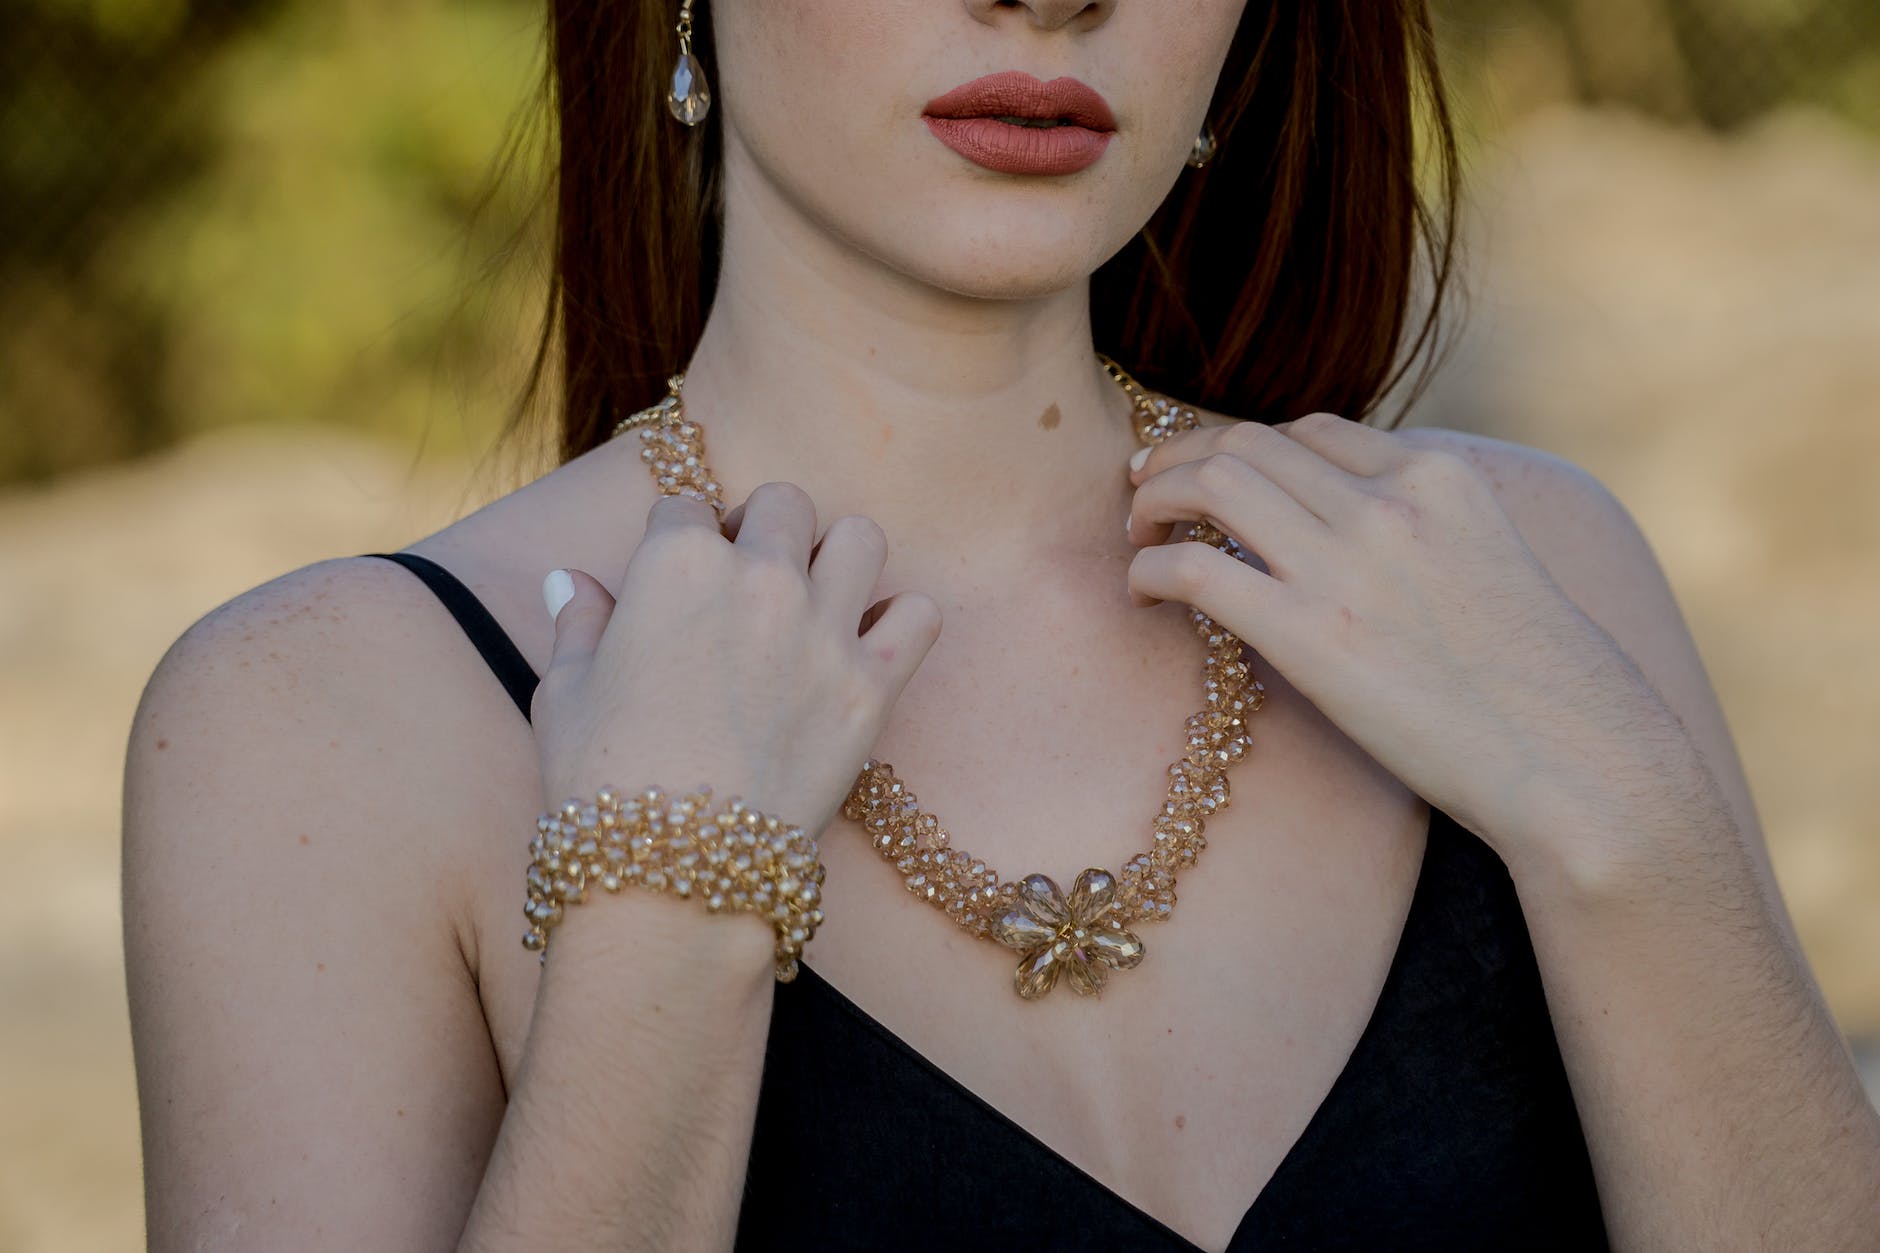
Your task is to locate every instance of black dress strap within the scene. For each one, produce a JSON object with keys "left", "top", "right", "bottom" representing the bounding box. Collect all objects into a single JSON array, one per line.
[{"left": 359, "top": 551, "right": 540, "bottom": 723}]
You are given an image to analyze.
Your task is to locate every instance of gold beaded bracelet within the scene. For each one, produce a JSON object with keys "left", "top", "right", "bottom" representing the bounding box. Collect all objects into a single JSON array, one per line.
[{"left": 522, "top": 782, "right": 827, "bottom": 982}]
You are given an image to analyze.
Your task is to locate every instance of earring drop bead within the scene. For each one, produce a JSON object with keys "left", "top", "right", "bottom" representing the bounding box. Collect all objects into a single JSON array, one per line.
[
  {"left": 668, "top": 0, "right": 711, "bottom": 126},
  {"left": 668, "top": 50, "right": 711, "bottom": 125},
  {"left": 1187, "top": 125, "right": 1217, "bottom": 169}
]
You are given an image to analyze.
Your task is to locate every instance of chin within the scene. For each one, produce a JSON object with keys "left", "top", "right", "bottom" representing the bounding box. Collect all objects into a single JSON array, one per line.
[{"left": 873, "top": 214, "right": 1120, "bottom": 302}]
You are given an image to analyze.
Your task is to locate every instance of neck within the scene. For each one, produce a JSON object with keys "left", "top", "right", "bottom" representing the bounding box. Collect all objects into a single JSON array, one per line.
[{"left": 666, "top": 172, "right": 1147, "bottom": 581}]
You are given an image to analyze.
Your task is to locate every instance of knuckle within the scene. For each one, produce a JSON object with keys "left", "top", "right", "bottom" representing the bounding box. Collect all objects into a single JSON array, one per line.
[
  {"left": 1195, "top": 450, "right": 1248, "bottom": 494},
  {"left": 1166, "top": 543, "right": 1216, "bottom": 597},
  {"left": 865, "top": 588, "right": 943, "bottom": 644},
  {"left": 1292, "top": 410, "right": 1347, "bottom": 435},
  {"left": 901, "top": 589, "right": 943, "bottom": 640},
  {"left": 646, "top": 491, "right": 712, "bottom": 523},
  {"left": 1406, "top": 446, "right": 1475, "bottom": 482},
  {"left": 828, "top": 513, "right": 888, "bottom": 555},
  {"left": 639, "top": 519, "right": 720, "bottom": 565},
  {"left": 1218, "top": 421, "right": 1278, "bottom": 459},
  {"left": 646, "top": 491, "right": 686, "bottom": 513},
  {"left": 749, "top": 480, "right": 816, "bottom": 513}
]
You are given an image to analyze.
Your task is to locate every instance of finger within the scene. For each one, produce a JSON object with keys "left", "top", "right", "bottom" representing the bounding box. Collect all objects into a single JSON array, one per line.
[
  {"left": 1126, "top": 540, "right": 1280, "bottom": 627},
  {"left": 858, "top": 589, "right": 943, "bottom": 695},
  {"left": 1126, "top": 541, "right": 1303, "bottom": 674},
  {"left": 1127, "top": 453, "right": 1327, "bottom": 579},
  {"left": 1131, "top": 420, "right": 1359, "bottom": 525},
  {"left": 732, "top": 481, "right": 818, "bottom": 568},
  {"left": 1271, "top": 411, "right": 1408, "bottom": 477},
  {"left": 1128, "top": 540, "right": 1271, "bottom": 614},
  {"left": 808, "top": 514, "right": 890, "bottom": 631},
  {"left": 541, "top": 566, "right": 617, "bottom": 668},
  {"left": 643, "top": 490, "right": 725, "bottom": 541}
]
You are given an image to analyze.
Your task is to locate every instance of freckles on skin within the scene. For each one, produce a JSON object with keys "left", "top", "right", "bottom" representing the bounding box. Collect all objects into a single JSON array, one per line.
[{"left": 1038, "top": 402, "right": 1062, "bottom": 431}]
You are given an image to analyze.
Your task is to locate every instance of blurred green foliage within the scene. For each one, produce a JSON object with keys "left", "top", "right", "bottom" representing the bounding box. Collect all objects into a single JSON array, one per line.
[
  {"left": 1435, "top": 0, "right": 1880, "bottom": 136},
  {"left": 1, "top": 0, "right": 1874, "bottom": 486},
  {"left": 2, "top": 0, "right": 549, "bottom": 484}
]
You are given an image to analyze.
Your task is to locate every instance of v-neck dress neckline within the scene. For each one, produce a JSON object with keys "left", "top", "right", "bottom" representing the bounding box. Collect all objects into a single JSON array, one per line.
[{"left": 781, "top": 803, "right": 1438, "bottom": 1252}]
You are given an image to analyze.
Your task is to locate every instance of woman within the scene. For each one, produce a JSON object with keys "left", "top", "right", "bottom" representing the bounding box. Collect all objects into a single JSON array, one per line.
[{"left": 121, "top": 0, "right": 1880, "bottom": 1249}]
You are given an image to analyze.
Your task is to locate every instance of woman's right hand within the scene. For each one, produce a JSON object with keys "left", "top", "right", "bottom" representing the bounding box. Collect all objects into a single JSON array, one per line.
[{"left": 531, "top": 480, "right": 942, "bottom": 844}]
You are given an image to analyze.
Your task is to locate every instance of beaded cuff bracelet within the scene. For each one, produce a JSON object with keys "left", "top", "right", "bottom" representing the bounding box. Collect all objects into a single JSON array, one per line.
[{"left": 523, "top": 782, "right": 827, "bottom": 982}]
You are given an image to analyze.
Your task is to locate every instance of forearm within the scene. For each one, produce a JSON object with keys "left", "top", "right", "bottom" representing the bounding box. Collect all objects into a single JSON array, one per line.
[
  {"left": 1504, "top": 754, "right": 1880, "bottom": 1250},
  {"left": 456, "top": 903, "right": 778, "bottom": 1253}
]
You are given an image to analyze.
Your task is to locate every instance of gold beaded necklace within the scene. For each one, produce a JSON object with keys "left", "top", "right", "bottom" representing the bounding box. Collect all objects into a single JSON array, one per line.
[{"left": 608, "top": 355, "right": 1266, "bottom": 1000}]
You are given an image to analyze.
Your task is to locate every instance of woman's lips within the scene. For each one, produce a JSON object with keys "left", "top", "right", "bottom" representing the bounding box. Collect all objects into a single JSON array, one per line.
[
  {"left": 922, "top": 71, "right": 1115, "bottom": 176},
  {"left": 921, "top": 117, "right": 1113, "bottom": 175}
]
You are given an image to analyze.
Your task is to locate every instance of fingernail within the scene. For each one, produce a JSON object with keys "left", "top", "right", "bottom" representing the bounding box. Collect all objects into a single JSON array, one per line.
[
  {"left": 542, "top": 568, "right": 574, "bottom": 620},
  {"left": 1124, "top": 510, "right": 1133, "bottom": 537},
  {"left": 1129, "top": 447, "right": 1151, "bottom": 473}
]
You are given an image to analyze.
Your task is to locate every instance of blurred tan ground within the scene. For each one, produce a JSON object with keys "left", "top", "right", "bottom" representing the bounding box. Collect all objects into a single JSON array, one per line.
[{"left": 2, "top": 104, "right": 1876, "bottom": 1250}]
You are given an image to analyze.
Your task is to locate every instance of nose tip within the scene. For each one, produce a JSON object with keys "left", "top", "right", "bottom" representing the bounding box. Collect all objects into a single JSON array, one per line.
[{"left": 968, "top": 0, "right": 1115, "bottom": 32}]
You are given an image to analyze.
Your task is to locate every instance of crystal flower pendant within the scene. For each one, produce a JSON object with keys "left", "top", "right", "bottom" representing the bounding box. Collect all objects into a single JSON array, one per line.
[
  {"left": 990, "top": 868, "right": 1146, "bottom": 1000},
  {"left": 668, "top": 50, "right": 711, "bottom": 126}
]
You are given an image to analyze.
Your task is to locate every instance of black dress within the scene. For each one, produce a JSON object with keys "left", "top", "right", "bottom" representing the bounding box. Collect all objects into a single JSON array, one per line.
[{"left": 362, "top": 549, "right": 1611, "bottom": 1251}]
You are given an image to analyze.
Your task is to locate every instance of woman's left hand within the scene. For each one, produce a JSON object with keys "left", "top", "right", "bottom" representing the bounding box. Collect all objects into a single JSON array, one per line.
[{"left": 1124, "top": 412, "right": 1708, "bottom": 878}]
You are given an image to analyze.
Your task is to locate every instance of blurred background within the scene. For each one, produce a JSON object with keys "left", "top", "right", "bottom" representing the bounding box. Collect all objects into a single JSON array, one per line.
[{"left": 2, "top": 0, "right": 1877, "bottom": 1246}]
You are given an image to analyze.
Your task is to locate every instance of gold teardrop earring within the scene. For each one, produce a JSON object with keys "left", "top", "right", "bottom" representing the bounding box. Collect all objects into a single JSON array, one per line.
[
  {"left": 667, "top": 0, "right": 712, "bottom": 126},
  {"left": 1187, "top": 122, "right": 1217, "bottom": 169}
]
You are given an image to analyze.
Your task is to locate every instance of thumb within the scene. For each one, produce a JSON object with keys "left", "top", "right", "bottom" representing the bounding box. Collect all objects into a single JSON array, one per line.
[{"left": 541, "top": 567, "right": 616, "bottom": 666}]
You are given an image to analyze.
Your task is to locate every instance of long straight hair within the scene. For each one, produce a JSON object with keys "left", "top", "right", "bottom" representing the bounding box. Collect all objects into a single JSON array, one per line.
[{"left": 512, "top": 1, "right": 1462, "bottom": 465}]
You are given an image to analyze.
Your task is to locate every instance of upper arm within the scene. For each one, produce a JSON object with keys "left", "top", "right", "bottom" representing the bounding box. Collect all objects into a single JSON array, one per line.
[
  {"left": 123, "top": 558, "right": 508, "bottom": 1251},
  {"left": 1403, "top": 427, "right": 1802, "bottom": 946}
]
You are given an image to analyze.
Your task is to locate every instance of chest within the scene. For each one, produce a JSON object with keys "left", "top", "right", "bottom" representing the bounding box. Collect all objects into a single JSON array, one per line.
[{"left": 465, "top": 600, "right": 1431, "bottom": 1251}]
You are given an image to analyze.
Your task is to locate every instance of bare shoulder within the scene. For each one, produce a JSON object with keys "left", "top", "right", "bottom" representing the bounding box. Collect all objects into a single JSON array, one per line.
[
  {"left": 120, "top": 430, "right": 674, "bottom": 1247},
  {"left": 1389, "top": 425, "right": 1684, "bottom": 674},
  {"left": 1392, "top": 426, "right": 1783, "bottom": 908},
  {"left": 123, "top": 552, "right": 537, "bottom": 1249},
  {"left": 137, "top": 549, "right": 540, "bottom": 812},
  {"left": 1392, "top": 425, "right": 1625, "bottom": 534},
  {"left": 1390, "top": 424, "right": 1708, "bottom": 713},
  {"left": 127, "top": 553, "right": 479, "bottom": 962},
  {"left": 130, "top": 531, "right": 563, "bottom": 961}
]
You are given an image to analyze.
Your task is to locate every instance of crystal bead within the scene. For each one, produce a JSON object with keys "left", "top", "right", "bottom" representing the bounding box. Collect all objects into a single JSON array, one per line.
[
  {"left": 1066, "top": 957, "right": 1108, "bottom": 996},
  {"left": 668, "top": 51, "right": 711, "bottom": 125},
  {"left": 1014, "top": 947, "right": 1061, "bottom": 999}
]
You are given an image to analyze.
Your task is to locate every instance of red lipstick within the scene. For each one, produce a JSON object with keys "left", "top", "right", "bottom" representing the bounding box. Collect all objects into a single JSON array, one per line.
[{"left": 922, "top": 71, "right": 1116, "bottom": 176}]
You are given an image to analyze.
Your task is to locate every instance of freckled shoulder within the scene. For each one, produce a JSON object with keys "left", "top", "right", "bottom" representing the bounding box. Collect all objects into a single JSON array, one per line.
[
  {"left": 124, "top": 553, "right": 516, "bottom": 1247},
  {"left": 1391, "top": 426, "right": 1794, "bottom": 944},
  {"left": 1388, "top": 426, "right": 1683, "bottom": 682}
]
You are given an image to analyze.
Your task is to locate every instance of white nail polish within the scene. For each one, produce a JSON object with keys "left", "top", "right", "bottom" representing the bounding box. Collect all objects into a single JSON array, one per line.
[
  {"left": 543, "top": 568, "right": 575, "bottom": 620},
  {"left": 1124, "top": 511, "right": 1133, "bottom": 537},
  {"left": 1129, "top": 446, "right": 1151, "bottom": 472}
]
